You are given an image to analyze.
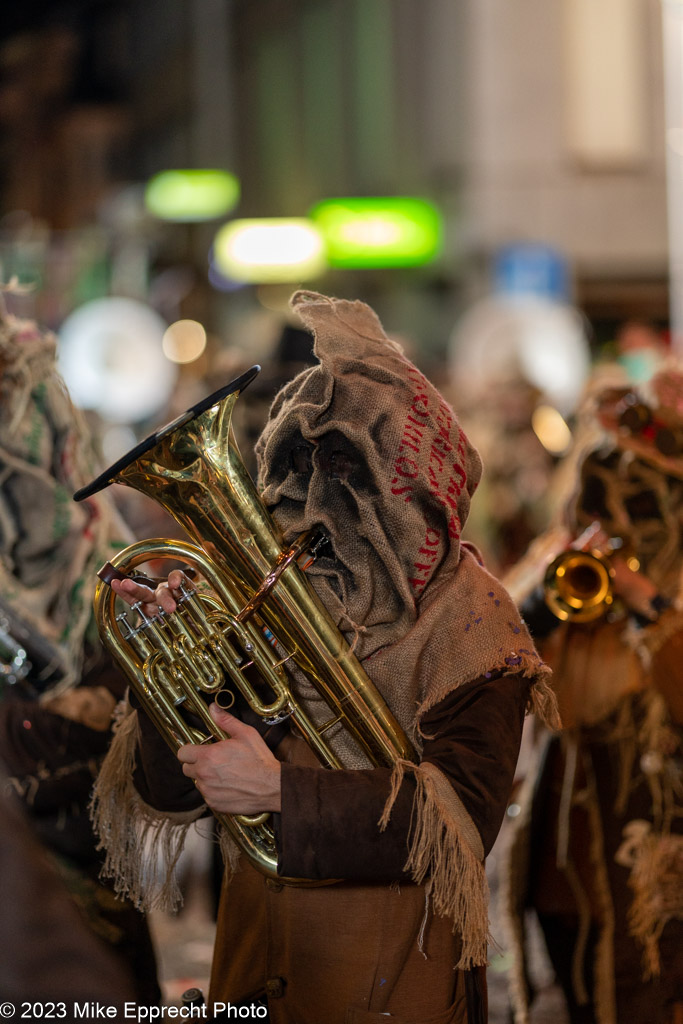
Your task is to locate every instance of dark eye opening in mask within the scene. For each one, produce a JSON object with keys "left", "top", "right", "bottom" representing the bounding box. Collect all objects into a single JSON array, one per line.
[
  {"left": 615, "top": 392, "right": 683, "bottom": 457},
  {"left": 315, "top": 430, "right": 364, "bottom": 484},
  {"left": 291, "top": 444, "right": 313, "bottom": 474},
  {"left": 320, "top": 450, "right": 356, "bottom": 482}
]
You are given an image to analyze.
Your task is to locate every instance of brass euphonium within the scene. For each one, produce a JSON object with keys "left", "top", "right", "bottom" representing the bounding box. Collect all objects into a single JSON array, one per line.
[{"left": 75, "top": 366, "right": 415, "bottom": 880}]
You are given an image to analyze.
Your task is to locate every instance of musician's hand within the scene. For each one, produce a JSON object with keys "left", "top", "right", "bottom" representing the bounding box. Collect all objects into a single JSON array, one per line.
[
  {"left": 110, "top": 569, "right": 192, "bottom": 618},
  {"left": 609, "top": 555, "right": 660, "bottom": 619},
  {"left": 575, "top": 525, "right": 660, "bottom": 619},
  {"left": 177, "top": 703, "right": 282, "bottom": 814}
]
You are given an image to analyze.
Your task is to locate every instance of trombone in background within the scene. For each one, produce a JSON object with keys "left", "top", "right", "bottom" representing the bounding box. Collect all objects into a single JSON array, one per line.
[
  {"left": 504, "top": 521, "right": 632, "bottom": 625},
  {"left": 543, "top": 547, "right": 615, "bottom": 623}
]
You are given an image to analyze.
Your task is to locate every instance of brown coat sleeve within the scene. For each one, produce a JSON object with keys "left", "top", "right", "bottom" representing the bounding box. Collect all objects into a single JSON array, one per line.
[
  {"left": 274, "top": 671, "right": 530, "bottom": 880},
  {"left": 131, "top": 700, "right": 204, "bottom": 813}
]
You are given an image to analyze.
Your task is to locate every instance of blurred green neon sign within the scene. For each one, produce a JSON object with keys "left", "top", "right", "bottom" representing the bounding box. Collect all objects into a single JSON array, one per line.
[
  {"left": 145, "top": 169, "right": 240, "bottom": 222},
  {"left": 309, "top": 197, "right": 442, "bottom": 268}
]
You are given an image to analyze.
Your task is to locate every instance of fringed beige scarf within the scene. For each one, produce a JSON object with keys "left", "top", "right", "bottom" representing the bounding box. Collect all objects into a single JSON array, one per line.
[
  {"left": 612, "top": 684, "right": 683, "bottom": 981},
  {"left": 379, "top": 759, "right": 489, "bottom": 969},
  {"left": 90, "top": 704, "right": 210, "bottom": 912},
  {"left": 617, "top": 822, "right": 683, "bottom": 979}
]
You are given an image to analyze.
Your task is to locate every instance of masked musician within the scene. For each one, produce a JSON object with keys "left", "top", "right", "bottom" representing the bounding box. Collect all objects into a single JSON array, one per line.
[
  {"left": 93, "top": 291, "right": 558, "bottom": 1024},
  {"left": 0, "top": 297, "right": 160, "bottom": 1005},
  {"left": 503, "top": 368, "right": 683, "bottom": 1024}
]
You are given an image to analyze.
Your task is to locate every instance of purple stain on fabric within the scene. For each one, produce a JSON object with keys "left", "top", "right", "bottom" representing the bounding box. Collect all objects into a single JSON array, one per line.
[{"left": 505, "top": 654, "right": 523, "bottom": 666}]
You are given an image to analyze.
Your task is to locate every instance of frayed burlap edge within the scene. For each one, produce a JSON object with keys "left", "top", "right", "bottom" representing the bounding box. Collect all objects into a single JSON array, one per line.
[
  {"left": 90, "top": 703, "right": 207, "bottom": 912},
  {"left": 379, "top": 758, "right": 490, "bottom": 969},
  {"left": 528, "top": 673, "right": 562, "bottom": 732},
  {"left": 616, "top": 823, "right": 683, "bottom": 980},
  {"left": 218, "top": 827, "right": 242, "bottom": 879},
  {"left": 415, "top": 663, "right": 560, "bottom": 741}
]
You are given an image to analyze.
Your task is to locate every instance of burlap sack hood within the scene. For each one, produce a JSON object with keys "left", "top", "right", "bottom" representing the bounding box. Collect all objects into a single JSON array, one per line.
[{"left": 256, "top": 291, "right": 555, "bottom": 740}]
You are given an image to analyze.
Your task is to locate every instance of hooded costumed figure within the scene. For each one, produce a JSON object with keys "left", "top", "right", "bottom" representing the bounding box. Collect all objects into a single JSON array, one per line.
[
  {"left": 92, "top": 291, "right": 557, "bottom": 1024},
  {"left": 503, "top": 365, "right": 683, "bottom": 1024},
  {"left": 0, "top": 294, "right": 160, "bottom": 1004}
]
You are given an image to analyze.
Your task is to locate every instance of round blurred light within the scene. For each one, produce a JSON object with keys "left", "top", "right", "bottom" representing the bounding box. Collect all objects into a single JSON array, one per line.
[
  {"left": 212, "top": 218, "right": 327, "bottom": 283},
  {"left": 162, "top": 319, "right": 207, "bottom": 364},
  {"left": 450, "top": 296, "right": 591, "bottom": 417},
  {"left": 531, "top": 404, "right": 573, "bottom": 455},
  {"left": 145, "top": 169, "right": 240, "bottom": 222},
  {"left": 58, "top": 297, "right": 177, "bottom": 423}
]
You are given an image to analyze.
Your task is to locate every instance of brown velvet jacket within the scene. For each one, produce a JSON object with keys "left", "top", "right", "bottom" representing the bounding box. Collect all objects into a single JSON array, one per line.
[{"left": 133, "top": 670, "right": 530, "bottom": 1024}]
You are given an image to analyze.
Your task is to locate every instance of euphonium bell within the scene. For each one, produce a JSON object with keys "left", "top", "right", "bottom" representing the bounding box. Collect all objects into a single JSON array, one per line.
[
  {"left": 74, "top": 367, "right": 415, "bottom": 880},
  {"left": 543, "top": 547, "right": 615, "bottom": 623}
]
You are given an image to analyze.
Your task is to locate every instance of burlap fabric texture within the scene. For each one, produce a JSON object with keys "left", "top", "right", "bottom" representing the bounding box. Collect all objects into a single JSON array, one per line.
[
  {"left": 0, "top": 294, "right": 130, "bottom": 698},
  {"left": 256, "top": 291, "right": 555, "bottom": 739},
  {"left": 508, "top": 359, "right": 683, "bottom": 604},
  {"left": 500, "top": 363, "right": 683, "bottom": 1020},
  {"left": 255, "top": 291, "right": 556, "bottom": 966}
]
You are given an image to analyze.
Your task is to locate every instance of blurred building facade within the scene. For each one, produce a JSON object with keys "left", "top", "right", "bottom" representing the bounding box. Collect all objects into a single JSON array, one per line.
[
  {"left": 227, "top": 0, "right": 669, "bottom": 334},
  {"left": 0, "top": 0, "right": 671, "bottom": 348},
  {"left": 0, "top": 0, "right": 673, "bottom": 573}
]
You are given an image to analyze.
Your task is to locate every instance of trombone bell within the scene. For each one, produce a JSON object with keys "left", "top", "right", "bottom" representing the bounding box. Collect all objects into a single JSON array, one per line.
[{"left": 543, "top": 549, "right": 614, "bottom": 623}]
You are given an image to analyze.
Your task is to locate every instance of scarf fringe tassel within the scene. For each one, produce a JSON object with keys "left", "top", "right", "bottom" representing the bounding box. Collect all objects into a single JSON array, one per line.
[
  {"left": 89, "top": 706, "right": 207, "bottom": 912},
  {"left": 379, "top": 758, "right": 491, "bottom": 969}
]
